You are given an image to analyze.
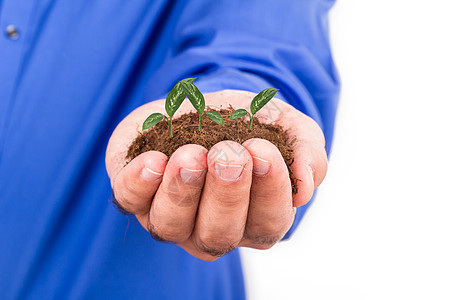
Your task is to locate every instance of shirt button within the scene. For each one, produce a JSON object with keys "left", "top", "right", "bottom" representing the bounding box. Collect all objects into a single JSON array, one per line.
[{"left": 5, "top": 25, "right": 19, "bottom": 40}]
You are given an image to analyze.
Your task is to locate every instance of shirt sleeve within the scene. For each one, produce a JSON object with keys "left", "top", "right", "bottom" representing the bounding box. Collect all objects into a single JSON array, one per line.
[{"left": 144, "top": 0, "right": 340, "bottom": 239}]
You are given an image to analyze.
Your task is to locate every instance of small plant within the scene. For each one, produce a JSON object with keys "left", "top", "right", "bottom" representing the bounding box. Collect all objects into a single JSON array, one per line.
[
  {"left": 142, "top": 77, "right": 196, "bottom": 137},
  {"left": 142, "top": 78, "right": 224, "bottom": 137},
  {"left": 180, "top": 81, "right": 224, "bottom": 131},
  {"left": 229, "top": 88, "right": 279, "bottom": 131}
]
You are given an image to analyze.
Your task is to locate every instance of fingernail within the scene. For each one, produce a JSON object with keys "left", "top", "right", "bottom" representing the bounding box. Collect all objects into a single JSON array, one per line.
[
  {"left": 180, "top": 168, "right": 205, "bottom": 183},
  {"left": 252, "top": 156, "right": 271, "bottom": 176},
  {"left": 215, "top": 162, "right": 244, "bottom": 182},
  {"left": 141, "top": 167, "right": 163, "bottom": 182}
]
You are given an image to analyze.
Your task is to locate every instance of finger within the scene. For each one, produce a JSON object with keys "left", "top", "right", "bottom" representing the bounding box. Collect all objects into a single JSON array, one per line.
[
  {"left": 147, "top": 144, "right": 208, "bottom": 243},
  {"left": 291, "top": 143, "right": 328, "bottom": 207},
  {"left": 113, "top": 151, "right": 167, "bottom": 215},
  {"left": 275, "top": 107, "right": 328, "bottom": 207},
  {"left": 239, "top": 138, "right": 295, "bottom": 249},
  {"left": 191, "top": 141, "right": 252, "bottom": 258}
]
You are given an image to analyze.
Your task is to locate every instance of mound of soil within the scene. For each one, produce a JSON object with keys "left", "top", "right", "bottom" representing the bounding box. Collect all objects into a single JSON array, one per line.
[{"left": 127, "top": 107, "right": 298, "bottom": 193}]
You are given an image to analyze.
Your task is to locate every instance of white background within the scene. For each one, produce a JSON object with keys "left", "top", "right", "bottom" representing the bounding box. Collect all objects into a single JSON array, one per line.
[{"left": 242, "top": 1, "right": 450, "bottom": 299}]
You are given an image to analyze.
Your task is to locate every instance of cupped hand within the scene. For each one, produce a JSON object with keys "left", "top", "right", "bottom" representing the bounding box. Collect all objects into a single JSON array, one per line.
[{"left": 105, "top": 90, "right": 327, "bottom": 261}]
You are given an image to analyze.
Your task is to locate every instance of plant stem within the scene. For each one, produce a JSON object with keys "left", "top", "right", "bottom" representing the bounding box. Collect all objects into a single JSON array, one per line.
[
  {"left": 169, "top": 116, "right": 173, "bottom": 137},
  {"left": 249, "top": 115, "right": 254, "bottom": 131},
  {"left": 198, "top": 113, "right": 202, "bottom": 131}
]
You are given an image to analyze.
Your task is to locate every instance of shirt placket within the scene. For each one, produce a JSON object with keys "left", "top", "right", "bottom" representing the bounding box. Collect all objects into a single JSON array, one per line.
[{"left": 0, "top": 0, "right": 36, "bottom": 162}]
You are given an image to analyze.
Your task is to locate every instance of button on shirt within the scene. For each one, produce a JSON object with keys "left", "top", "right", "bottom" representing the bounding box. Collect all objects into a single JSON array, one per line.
[
  {"left": 5, "top": 25, "right": 18, "bottom": 39},
  {"left": 0, "top": 1, "right": 339, "bottom": 299}
]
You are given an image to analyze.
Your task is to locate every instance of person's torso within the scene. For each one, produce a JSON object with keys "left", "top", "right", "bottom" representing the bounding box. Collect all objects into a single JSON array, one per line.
[{"left": 0, "top": 1, "right": 245, "bottom": 299}]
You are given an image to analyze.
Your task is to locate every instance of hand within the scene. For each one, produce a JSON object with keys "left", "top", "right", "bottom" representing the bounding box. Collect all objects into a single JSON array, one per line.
[{"left": 105, "top": 90, "right": 327, "bottom": 261}]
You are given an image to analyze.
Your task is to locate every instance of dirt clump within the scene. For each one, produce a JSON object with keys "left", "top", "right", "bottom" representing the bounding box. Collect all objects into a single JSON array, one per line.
[{"left": 127, "top": 107, "right": 298, "bottom": 193}]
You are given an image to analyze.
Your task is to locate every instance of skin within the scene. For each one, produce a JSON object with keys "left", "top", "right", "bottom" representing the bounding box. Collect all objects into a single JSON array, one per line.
[{"left": 105, "top": 90, "right": 328, "bottom": 261}]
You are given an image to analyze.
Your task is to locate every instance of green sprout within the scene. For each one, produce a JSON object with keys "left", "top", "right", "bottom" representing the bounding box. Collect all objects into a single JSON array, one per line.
[
  {"left": 142, "top": 77, "right": 196, "bottom": 137},
  {"left": 229, "top": 88, "right": 279, "bottom": 131},
  {"left": 142, "top": 78, "right": 224, "bottom": 136},
  {"left": 180, "top": 81, "right": 224, "bottom": 131}
]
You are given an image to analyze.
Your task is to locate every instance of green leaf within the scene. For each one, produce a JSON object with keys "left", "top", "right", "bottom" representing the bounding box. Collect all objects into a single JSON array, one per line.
[
  {"left": 206, "top": 110, "right": 224, "bottom": 125},
  {"left": 165, "top": 82, "right": 185, "bottom": 117},
  {"left": 180, "top": 81, "right": 205, "bottom": 114},
  {"left": 250, "top": 88, "right": 279, "bottom": 115},
  {"left": 165, "top": 78, "right": 197, "bottom": 116},
  {"left": 229, "top": 109, "right": 249, "bottom": 120},
  {"left": 142, "top": 113, "right": 164, "bottom": 130},
  {"left": 180, "top": 77, "right": 197, "bottom": 84}
]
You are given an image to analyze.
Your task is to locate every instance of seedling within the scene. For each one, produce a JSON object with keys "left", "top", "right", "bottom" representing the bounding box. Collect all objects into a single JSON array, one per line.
[
  {"left": 229, "top": 88, "right": 279, "bottom": 131},
  {"left": 142, "top": 77, "right": 196, "bottom": 137},
  {"left": 142, "top": 78, "right": 224, "bottom": 137},
  {"left": 180, "top": 81, "right": 224, "bottom": 131}
]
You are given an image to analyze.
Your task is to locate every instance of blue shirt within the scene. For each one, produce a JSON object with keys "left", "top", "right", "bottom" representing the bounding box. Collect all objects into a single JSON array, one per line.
[{"left": 0, "top": 1, "right": 339, "bottom": 299}]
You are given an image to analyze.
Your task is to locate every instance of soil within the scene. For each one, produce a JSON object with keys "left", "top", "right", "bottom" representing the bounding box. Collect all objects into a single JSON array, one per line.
[{"left": 126, "top": 107, "right": 298, "bottom": 194}]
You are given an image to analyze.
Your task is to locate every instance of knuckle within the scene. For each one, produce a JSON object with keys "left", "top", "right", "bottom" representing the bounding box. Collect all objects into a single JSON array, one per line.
[
  {"left": 195, "top": 233, "right": 239, "bottom": 257},
  {"left": 243, "top": 233, "right": 281, "bottom": 249},
  {"left": 243, "top": 221, "right": 287, "bottom": 248},
  {"left": 208, "top": 188, "right": 247, "bottom": 207},
  {"left": 218, "top": 195, "right": 244, "bottom": 207},
  {"left": 147, "top": 213, "right": 191, "bottom": 243},
  {"left": 112, "top": 183, "right": 151, "bottom": 216},
  {"left": 147, "top": 224, "right": 169, "bottom": 242},
  {"left": 261, "top": 222, "right": 286, "bottom": 236},
  {"left": 112, "top": 188, "right": 139, "bottom": 215},
  {"left": 251, "top": 182, "right": 289, "bottom": 199},
  {"left": 111, "top": 191, "right": 132, "bottom": 215},
  {"left": 197, "top": 243, "right": 236, "bottom": 257},
  {"left": 148, "top": 219, "right": 191, "bottom": 243}
]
